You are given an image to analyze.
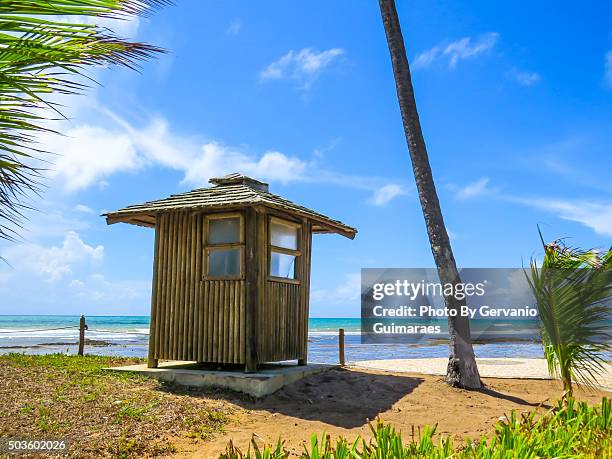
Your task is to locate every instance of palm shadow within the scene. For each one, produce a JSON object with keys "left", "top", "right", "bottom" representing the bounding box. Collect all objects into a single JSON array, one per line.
[{"left": 478, "top": 385, "right": 552, "bottom": 409}]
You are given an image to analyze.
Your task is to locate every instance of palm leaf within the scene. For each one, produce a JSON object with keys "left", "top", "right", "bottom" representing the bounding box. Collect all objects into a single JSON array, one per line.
[
  {"left": 526, "top": 234, "right": 611, "bottom": 395},
  {"left": 0, "top": 0, "right": 169, "bottom": 241}
]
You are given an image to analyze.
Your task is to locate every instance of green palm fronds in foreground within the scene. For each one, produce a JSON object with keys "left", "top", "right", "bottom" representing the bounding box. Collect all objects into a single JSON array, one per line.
[
  {"left": 0, "top": 0, "right": 168, "bottom": 241},
  {"left": 527, "top": 234, "right": 611, "bottom": 399}
]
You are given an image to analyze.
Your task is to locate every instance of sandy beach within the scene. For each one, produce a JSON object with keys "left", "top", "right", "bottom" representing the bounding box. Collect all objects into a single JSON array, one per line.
[
  {"left": 174, "top": 364, "right": 609, "bottom": 457},
  {"left": 1, "top": 354, "right": 609, "bottom": 457},
  {"left": 354, "top": 358, "right": 612, "bottom": 390}
]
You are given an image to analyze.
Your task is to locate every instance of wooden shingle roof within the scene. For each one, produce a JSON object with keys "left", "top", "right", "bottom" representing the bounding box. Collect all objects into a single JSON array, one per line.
[{"left": 103, "top": 173, "right": 357, "bottom": 239}]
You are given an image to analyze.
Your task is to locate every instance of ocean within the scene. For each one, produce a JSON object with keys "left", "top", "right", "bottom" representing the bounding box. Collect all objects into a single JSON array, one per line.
[{"left": 0, "top": 315, "right": 545, "bottom": 363}]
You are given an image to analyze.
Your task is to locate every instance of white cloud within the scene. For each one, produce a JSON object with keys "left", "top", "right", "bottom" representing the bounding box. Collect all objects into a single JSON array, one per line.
[
  {"left": 519, "top": 198, "right": 612, "bottom": 237},
  {"left": 456, "top": 177, "right": 491, "bottom": 199},
  {"left": 24, "top": 206, "right": 90, "bottom": 239},
  {"left": 311, "top": 273, "right": 360, "bottom": 305},
  {"left": 510, "top": 68, "right": 541, "bottom": 86},
  {"left": 368, "top": 184, "right": 408, "bottom": 206},
  {"left": 43, "top": 111, "right": 406, "bottom": 205},
  {"left": 413, "top": 33, "right": 499, "bottom": 70},
  {"left": 445, "top": 168, "right": 612, "bottom": 237},
  {"left": 0, "top": 229, "right": 150, "bottom": 313},
  {"left": 605, "top": 51, "right": 612, "bottom": 88},
  {"left": 445, "top": 33, "right": 499, "bottom": 68},
  {"left": 491, "top": 269, "right": 534, "bottom": 304},
  {"left": 226, "top": 19, "right": 241, "bottom": 36},
  {"left": 0, "top": 256, "right": 149, "bottom": 314},
  {"left": 116, "top": 115, "right": 309, "bottom": 186},
  {"left": 43, "top": 124, "right": 141, "bottom": 191},
  {"left": 183, "top": 144, "right": 308, "bottom": 186},
  {"left": 1, "top": 231, "right": 103, "bottom": 282},
  {"left": 68, "top": 273, "right": 148, "bottom": 304},
  {"left": 536, "top": 138, "right": 612, "bottom": 193},
  {"left": 260, "top": 47, "right": 344, "bottom": 89},
  {"left": 412, "top": 46, "right": 441, "bottom": 69},
  {"left": 74, "top": 204, "right": 96, "bottom": 214}
]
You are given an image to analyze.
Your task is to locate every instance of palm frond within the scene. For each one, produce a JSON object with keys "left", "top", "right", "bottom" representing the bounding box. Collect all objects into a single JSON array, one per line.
[
  {"left": 0, "top": 0, "right": 169, "bottom": 241},
  {"left": 1, "top": 1, "right": 171, "bottom": 18}
]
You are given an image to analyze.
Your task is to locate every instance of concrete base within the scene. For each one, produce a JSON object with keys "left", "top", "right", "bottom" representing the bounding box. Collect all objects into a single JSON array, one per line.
[{"left": 106, "top": 361, "right": 335, "bottom": 398}]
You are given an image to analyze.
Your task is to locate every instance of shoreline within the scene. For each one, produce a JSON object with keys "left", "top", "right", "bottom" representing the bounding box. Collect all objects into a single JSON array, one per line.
[
  {"left": 0, "top": 315, "right": 552, "bottom": 363},
  {"left": 353, "top": 357, "right": 612, "bottom": 391},
  {"left": 0, "top": 338, "right": 548, "bottom": 362}
]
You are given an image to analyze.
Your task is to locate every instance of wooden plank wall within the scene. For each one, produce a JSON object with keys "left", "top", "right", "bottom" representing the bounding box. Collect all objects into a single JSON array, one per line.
[
  {"left": 148, "top": 208, "right": 311, "bottom": 366},
  {"left": 257, "top": 281, "right": 302, "bottom": 362},
  {"left": 150, "top": 211, "right": 246, "bottom": 364}
]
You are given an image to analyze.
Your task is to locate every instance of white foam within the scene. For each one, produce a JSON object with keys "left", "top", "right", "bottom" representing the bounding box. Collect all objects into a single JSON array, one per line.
[{"left": 308, "top": 330, "right": 361, "bottom": 336}]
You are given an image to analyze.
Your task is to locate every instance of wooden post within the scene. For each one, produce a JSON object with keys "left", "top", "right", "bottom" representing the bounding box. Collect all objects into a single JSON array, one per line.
[
  {"left": 148, "top": 220, "right": 160, "bottom": 369},
  {"left": 298, "top": 220, "right": 311, "bottom": 367},
  {"left": 78, "top": 315, "right": 87, "bottom": 356},
  {"left": 244, "top": 207, "right": 259, "bottom": 373},
  {"left": 339, "top": 328, "right": 345, "bottom": 366}
]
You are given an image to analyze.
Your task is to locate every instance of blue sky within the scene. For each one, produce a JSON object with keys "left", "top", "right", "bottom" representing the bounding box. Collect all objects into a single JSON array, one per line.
[{"left": 1, "top": 0, "right": 611, "bottom": 317}]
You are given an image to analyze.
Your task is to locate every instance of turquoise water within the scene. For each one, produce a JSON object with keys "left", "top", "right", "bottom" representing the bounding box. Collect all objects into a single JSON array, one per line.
[{"left": 0, "top": 315, "right": 544, "bottom": 362}]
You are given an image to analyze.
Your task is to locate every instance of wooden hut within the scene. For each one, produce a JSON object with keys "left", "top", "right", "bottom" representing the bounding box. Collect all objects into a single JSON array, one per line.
[{"left": 104, "top": 173, "right": 356, "bottom": 372}]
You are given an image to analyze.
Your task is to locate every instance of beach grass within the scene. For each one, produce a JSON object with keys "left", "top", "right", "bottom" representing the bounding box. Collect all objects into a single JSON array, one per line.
[
  {"left": 221, "top": 397, "right": 611, "bottom": 458},
  {"left": 0, "top": 353, "right": 233, "bottom": 457}
]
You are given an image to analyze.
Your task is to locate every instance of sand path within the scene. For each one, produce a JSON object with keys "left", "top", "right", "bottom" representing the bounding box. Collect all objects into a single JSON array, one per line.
[{"left": 353, "top": 358, "right": 612, "bottom": 390}]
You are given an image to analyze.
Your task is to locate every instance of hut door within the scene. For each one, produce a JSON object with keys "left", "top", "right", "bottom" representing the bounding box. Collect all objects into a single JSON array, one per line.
[
  {"left": 199, "top": 213, "right": 246, "bottom": 364},
  {"left": 260, "top": 217, "right": 304, "bottom": 362}
]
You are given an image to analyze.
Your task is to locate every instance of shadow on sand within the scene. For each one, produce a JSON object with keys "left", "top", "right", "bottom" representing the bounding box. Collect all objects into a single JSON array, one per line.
[
  {"left": 157, "top": 367, "right": 423, "bottom": 428},
  {"left": 249, "top": 368, "right": 423, "bottom": 428},
  {"left": 478, "top": 385, "right": 552, "bottom": 409}
]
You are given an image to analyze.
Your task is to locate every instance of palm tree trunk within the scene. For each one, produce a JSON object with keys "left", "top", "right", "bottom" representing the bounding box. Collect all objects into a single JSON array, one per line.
[
  {"left": 562, "top": 377, "right": 573, "bottom": 403},
  {"left": 378, "top": 0, "right": 481, "bottom": 389},
  {"left": 561, "top": 361, "right": 573, "bottom": 402}
]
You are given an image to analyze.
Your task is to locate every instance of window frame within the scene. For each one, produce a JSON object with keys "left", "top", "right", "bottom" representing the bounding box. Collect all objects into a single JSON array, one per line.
[
  {"left": 268, "top": 216, "right": 301, "bottom": 284},
  {"left": 203, "top": 212, "right": 245, "bottom": 280}
]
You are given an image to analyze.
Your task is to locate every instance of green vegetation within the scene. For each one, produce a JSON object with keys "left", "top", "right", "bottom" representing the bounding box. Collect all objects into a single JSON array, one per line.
[
  {"left": 527, "top": 235, "right": 612, "bottom": 400},
  {"left": 222, "top": 398, "right": 611, "bottom": 459},
  {"left": 3, "top": 352, "right": 142, "bottom": 376},
  {"left": 186, "top": 409, "right": 231, "bottom": 440},
  {"left": 0, "top": 0, "right": 166, "bottom": 242},
  {"left": 0, "top": 353, "right": 233, "bottom": 457}
]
